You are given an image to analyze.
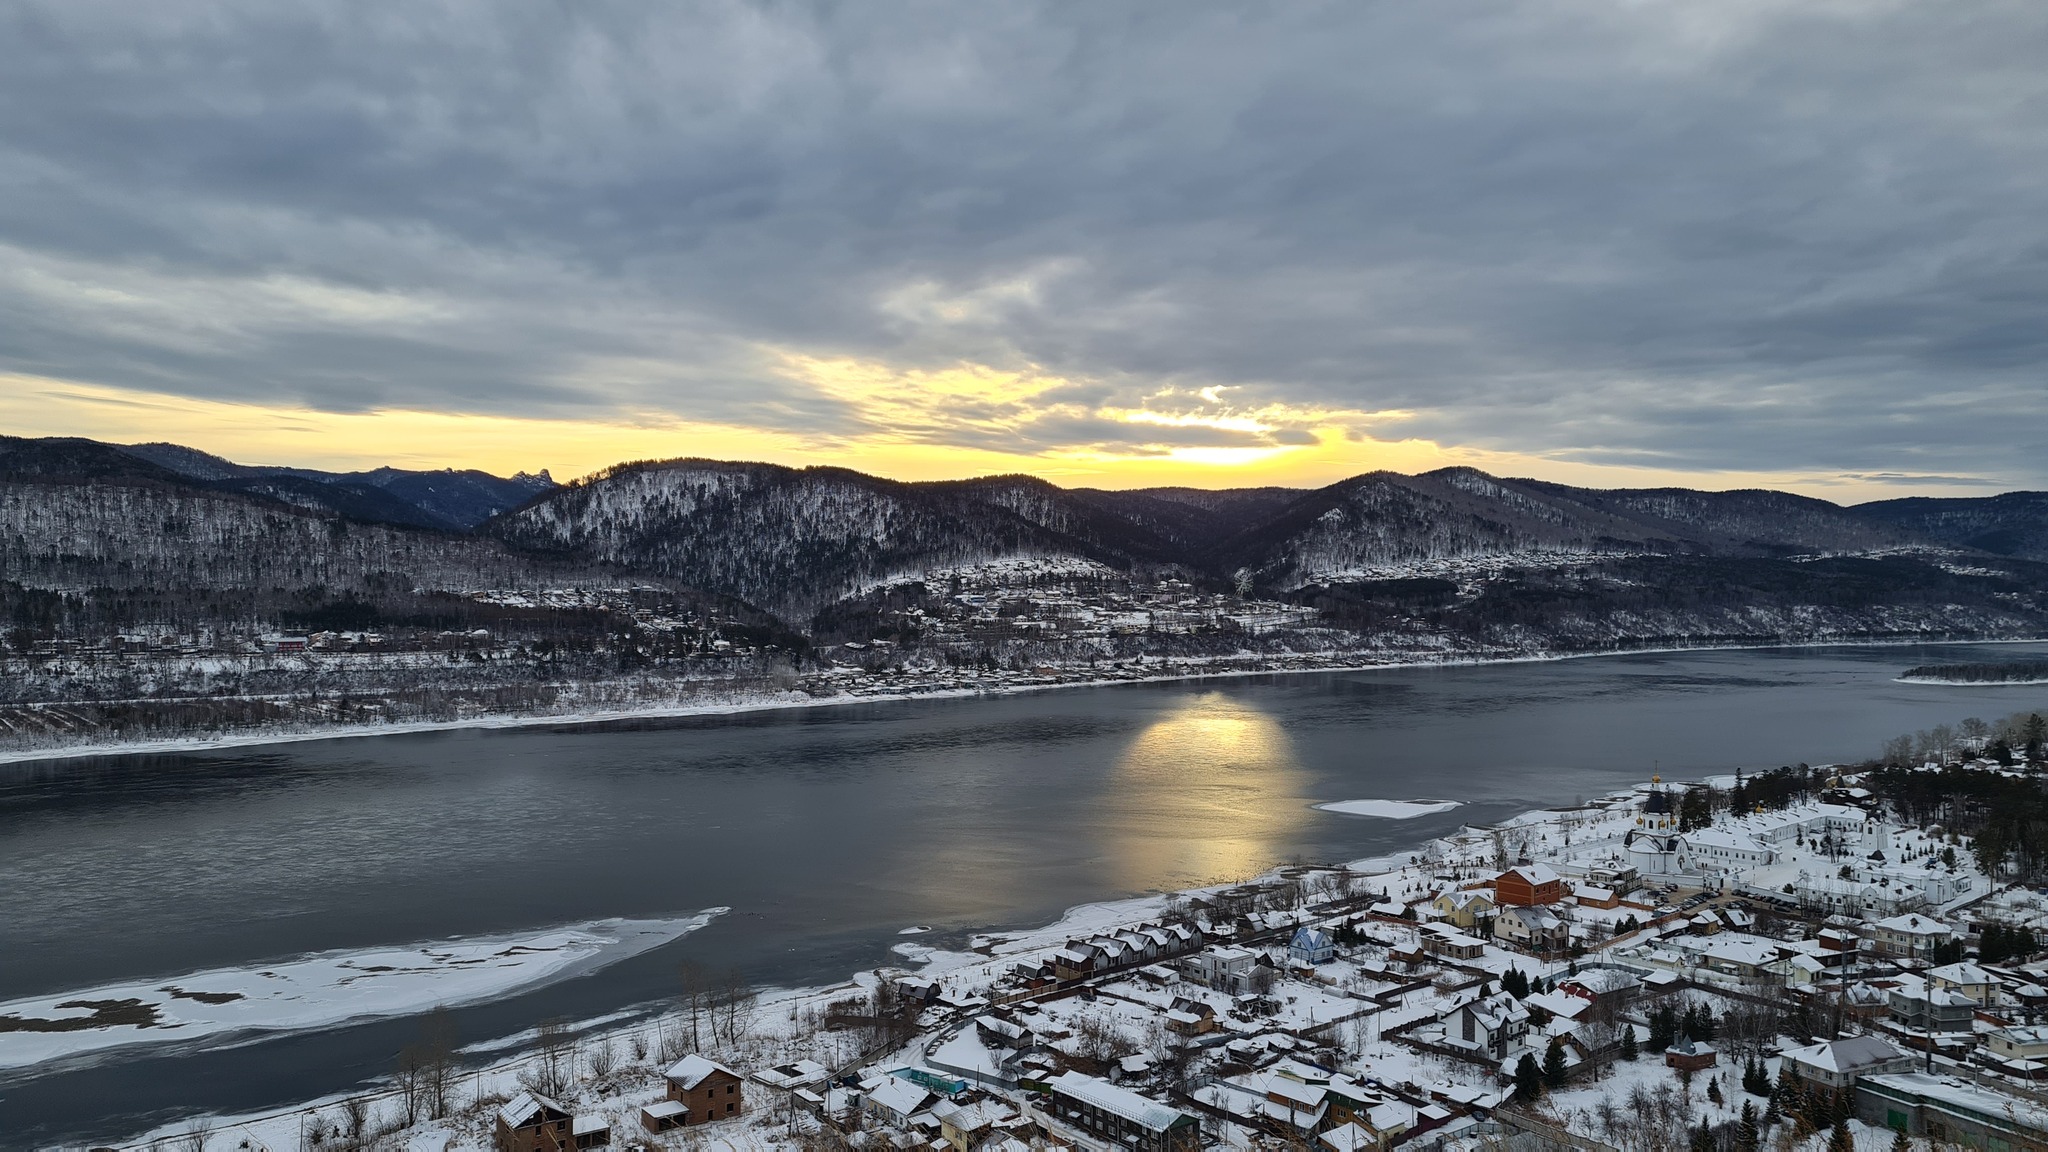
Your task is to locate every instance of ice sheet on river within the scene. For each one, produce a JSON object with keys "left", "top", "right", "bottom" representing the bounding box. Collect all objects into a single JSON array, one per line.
[
  {"left": 0, "top": 911, "right": 725, "bottom": 1072},
  {"left": 1314, "top": 798, "right": 1462, "bottom": 819}
]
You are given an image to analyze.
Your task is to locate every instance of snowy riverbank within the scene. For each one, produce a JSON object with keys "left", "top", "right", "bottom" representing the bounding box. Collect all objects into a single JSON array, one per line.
[{"left": 8, "top": 635, "right": 2044, "bottom": 768}]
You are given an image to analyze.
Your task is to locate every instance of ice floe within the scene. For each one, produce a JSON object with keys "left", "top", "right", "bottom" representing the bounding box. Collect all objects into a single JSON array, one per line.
[
  {"left": 1314, "top": 798, "right": 1462, "bottom": 819},
  {"left": 0, "top": 911, "right": 725, "bottom": 1071}
]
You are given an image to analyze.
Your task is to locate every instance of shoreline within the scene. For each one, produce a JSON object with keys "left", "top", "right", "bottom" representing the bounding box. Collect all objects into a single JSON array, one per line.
[
  {"left": 1896, "top": 675, "right": 2048, "bottom": 687},
  {"left": 6, "top": 634, "right": 2047, "bottom": 768},
  {"left": 103, "top": 750, "right": 1840, "bottom": 1150}
]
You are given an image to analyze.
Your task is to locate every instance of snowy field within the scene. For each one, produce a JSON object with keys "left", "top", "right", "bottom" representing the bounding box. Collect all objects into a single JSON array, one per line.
[{"left": 0, "top": 912, "right": 724, "bottom": 1072}]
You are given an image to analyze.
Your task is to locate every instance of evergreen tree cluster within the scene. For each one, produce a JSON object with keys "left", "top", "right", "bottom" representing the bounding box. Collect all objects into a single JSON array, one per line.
[
  {"left": 1774, "top": 1066, "right": 1854, "bottom": 1137},
  {"left": 1980, "top": 921, "right": 2040, "bottom": 964},
  {"left": 1501, "top": 967, "right": 1531, "bottom": 998},
  {"left": 1728, "top": 765, "right": 1824, "bottom": 813},
  {"left": 1871, "top": 764, "right": 2048, "bottom": 882},
  {"left": 1741, "top": 1055, "right": 1772, "bottom": 1097},
  {"left": 1542, "top": 1037, "right": 1569, "bottom": 1088},
  {"left": 1644, "top": 998, "right": 1717, "bottom": 1052},
  {"left": 1678, "top": 786, "right": 1717, "bottom": 832},
  {"left": 1512, "top": 1052, "right": 1543, "bottom": 1102}
]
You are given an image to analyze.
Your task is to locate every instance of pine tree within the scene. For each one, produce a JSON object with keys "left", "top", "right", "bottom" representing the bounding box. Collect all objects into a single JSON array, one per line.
[
  {"left": 1828, "top": 1117, "right": 1855, "bottom": 1152},
  {"left": 1619, "top": 1025, "right": 1638, "bottom": 1062},
  {"left": 1689, "top": 1121, "right": 1715, "bottom": 1152},
  {"left": 1543, "top": 1037, "right": 1569, "bottom": 1087},
  {"left": 1514, "top": 1053, "right": 1544, "bottom": 1101},
  {"left": 1648, "top": 1004, "right": 1678, "bottom": 1052},
  {"left": 1983, "top": 923, "right": 2008, "bottom": 965},
  {"left": 1890, "top": 1126, "right": 1911, "bottom": 1151},
  {"left": 1774, "top": 1066, "right": 1799, "bottom": 1107},
  {"left": 1736, "top": 1103, "right": 1762, "bottom": 1152},
  {"left": 1707, "top": 1076, "right": 1723, "bottom": 1106}
]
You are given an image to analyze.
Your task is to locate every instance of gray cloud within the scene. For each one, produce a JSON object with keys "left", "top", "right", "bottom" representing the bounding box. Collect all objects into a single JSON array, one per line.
[{"left": 1, "top": 1, "right": 2045, "bottom": 485}]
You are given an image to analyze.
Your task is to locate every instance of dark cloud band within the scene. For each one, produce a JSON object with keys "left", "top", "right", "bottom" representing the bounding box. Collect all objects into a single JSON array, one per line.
[{"left": 0, "top": 2, "right": 2043, "bottom": 486}]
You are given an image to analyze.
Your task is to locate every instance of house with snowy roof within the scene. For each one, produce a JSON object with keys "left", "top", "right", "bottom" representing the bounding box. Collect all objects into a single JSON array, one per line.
[
  {"left": 495, "top": 1092, "right": 573, "bottom": 1152},
  {"left": 1986, "top": 1025, "right": 2048, "bottom": 1066},
  {"left": 1494, "top": 863, "right": 1565, "bottom": 907},
  {"left": 1560, "top": 968, "right": 1639, "bottom": 1004},
  {"left": 1046, "top": 1071, "right": 1200, "bottom": 1150},
  {"left": 931, "top": 1096, "right": 1020, "bottom": 1151},
  {"left": 863, "top": 1074, "right": 937, "bottom": 1128},
  {"left": 1183, "top": 945, "right": 1258, "bottom": 992},
  {"left": 1888, "top": 979, "right": 1977, "bottom": 1034},
  {"left": 1418, "top": 921, "right": 1488, "bottom": 961},
  {"left": 661, "top": 1053, "right": 746, "bottom": 1126},
  {"left": 1164, "top": 996, "right": 1218, "bottom": 1036},
  {"left": 1781, "top": 1035, "right": 1913, "bottom": 1092},
  {"left": 1445, "top": 991, "right": 1531, "bottom": 1061},
  {"left": 1928, "top": 961, "right": 1999, "bottom": 1005},
  {"left": 1430, "top": 888, "right": 1496, "bottom": 929},
  {"left": 1289, "top": 926, "right": 1337, "bottom": 965},
  {"left": 1495, "top": 905, "right": 1569, "bottom": 955},
  {"left": 1869, "top": 913, "right": 1956, "bottom": 959}
]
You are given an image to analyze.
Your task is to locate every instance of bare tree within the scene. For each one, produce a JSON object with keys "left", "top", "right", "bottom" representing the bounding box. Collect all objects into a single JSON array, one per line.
[
  {"left": 522, "top": 1018, "right": 577, "bottom": 1098},
  {"left": 715, "top": 969, "right": 757, "bottom": 1048},
  {"left": 657, "top": 1018, "right": 692, "bottom": 1063},
  {"left": 173, "top": 1119, "right": 212, "bottom": 1152},
  {"left": 1575, "top": 997, "right": 1623, "bottom": 1082},
  {"left": 395, "top": 1006, "right": 461, "bottom": 1122},
  {"left": 678, "top": 963, "right": 713, "bottom": 1051},
  {"left": 339, "top": 1096, "right": 370, "bottom": 1146},
  {"left": 396, "top": 1044, "right": 430, "bottom": 1126}
]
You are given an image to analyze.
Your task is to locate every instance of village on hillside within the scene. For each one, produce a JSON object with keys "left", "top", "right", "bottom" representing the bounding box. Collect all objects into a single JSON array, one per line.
[{"left": 135, "top": 720, "right": 2048, "bottom": 1152}]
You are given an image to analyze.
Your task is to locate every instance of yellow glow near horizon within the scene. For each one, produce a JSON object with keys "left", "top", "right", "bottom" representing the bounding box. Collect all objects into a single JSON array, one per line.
[{"left": 0, "top": 370, "right": 1990, "bottom": 500}]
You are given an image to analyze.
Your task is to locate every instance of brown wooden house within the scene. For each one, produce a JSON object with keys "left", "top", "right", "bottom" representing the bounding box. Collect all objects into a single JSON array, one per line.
[{"left": 495, "top": 1093, "right": 572, "bottom": 1152}]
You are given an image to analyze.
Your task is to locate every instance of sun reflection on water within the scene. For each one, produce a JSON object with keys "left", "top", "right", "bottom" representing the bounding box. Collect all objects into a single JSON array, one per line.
[{"left": 1105, "top": 692, "right": 1309, "bottom": 891}]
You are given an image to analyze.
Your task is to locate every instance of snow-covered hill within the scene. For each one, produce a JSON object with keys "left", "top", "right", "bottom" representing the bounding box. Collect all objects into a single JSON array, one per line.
[{"left": 488, "top": 461, "right": 1166, "bottom": 621}]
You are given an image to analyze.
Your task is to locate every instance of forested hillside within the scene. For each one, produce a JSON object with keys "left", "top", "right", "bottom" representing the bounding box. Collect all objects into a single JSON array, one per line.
[
  {"left": 5, "top": 434, "right": 2047, "bottom": 754},
  {"left": 118, "top": 441, "right": 556, "bottom": 529},
  {"left": 9, "top": 434, "right": 2048, "bottom": 644},
  {"left": 489, "top": 461, "right": 1175, "bottom": 620}
]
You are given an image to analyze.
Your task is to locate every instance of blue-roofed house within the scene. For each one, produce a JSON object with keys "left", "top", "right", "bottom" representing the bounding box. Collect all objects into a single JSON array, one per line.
[{"left": 1289, "top": 926, "right": 1336, "bottom": 965}]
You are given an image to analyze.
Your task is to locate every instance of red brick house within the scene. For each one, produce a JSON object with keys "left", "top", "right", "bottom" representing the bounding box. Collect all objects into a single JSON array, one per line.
[
  {"left": 1664, "top": 1037, "right": 1718, "bottom": 1072},
  {"left": 1494, "top": 864, "right": 1566, "bottom": 907},
  {"left": 660, "top": 1054, "right": 745, "bottom": 1125}
]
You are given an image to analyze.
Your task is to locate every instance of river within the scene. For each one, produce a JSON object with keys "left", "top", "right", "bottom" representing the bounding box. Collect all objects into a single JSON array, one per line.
[{"left": 4, "top": 642, "right": 2047, "bottom": 1145}]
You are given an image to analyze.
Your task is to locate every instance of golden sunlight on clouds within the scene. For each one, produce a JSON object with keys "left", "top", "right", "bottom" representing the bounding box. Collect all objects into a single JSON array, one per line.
[
  {"left": 774, "top": 353, "right": 1420, "bottom": 474},
  {"left": 0, "top": 369, "right": 1921, "bottom": 499}
]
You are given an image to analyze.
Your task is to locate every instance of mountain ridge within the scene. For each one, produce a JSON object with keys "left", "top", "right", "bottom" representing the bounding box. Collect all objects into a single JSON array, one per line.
[
  {"left": 116, "top": 441, "right": 556, "bottom": 530},
  {"left": 6, "top": 435, "right": 2047, "bottom": 633}
]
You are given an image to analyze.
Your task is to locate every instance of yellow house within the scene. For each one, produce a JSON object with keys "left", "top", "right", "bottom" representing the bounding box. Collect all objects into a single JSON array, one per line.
[{"left": 1430, "top": 889, "right": 1495, "bottom": 930}]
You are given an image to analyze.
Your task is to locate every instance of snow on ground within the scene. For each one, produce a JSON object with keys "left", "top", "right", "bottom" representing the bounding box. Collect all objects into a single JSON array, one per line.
[
  {"left": 1314, "top": 798, "right": 1464, "bottom": 819},
  {"left": 0, "top": 912, "right": 724, "bottom": 1072}
]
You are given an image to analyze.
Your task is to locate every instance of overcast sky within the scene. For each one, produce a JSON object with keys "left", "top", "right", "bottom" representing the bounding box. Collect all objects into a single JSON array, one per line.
[{"left": 2, "top": 2, "right": 2044, "bottom": 494}]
